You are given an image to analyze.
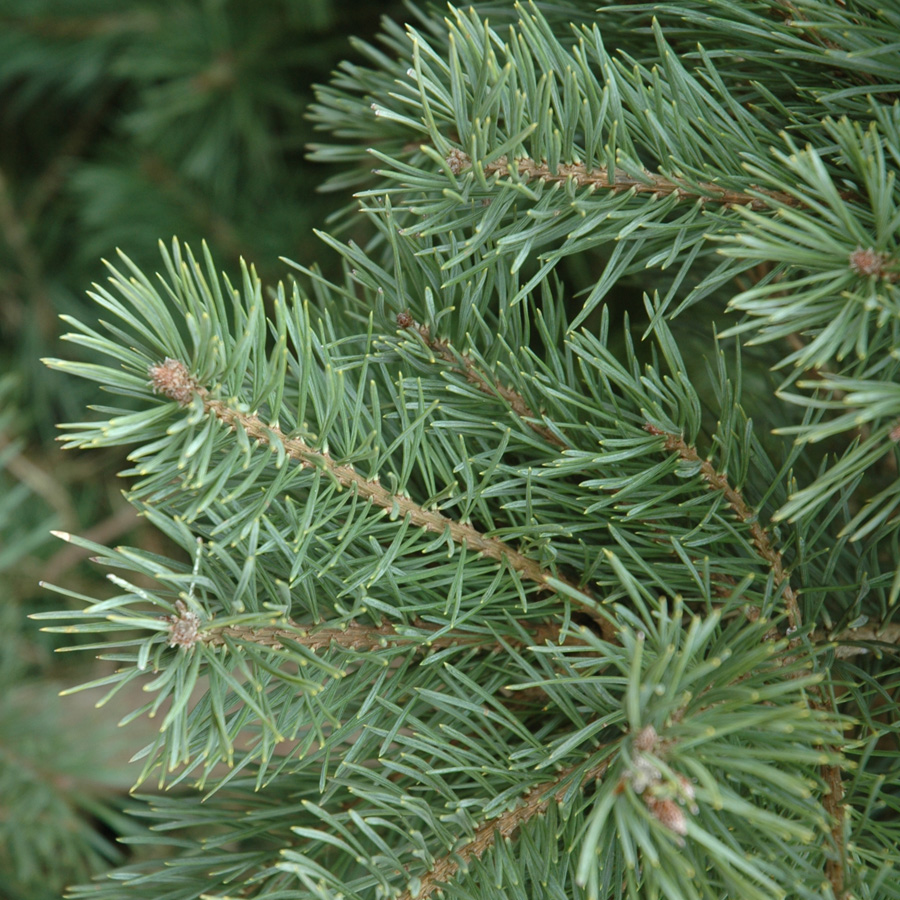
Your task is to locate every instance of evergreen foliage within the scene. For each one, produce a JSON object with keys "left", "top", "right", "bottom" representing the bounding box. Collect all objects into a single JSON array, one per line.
[
  {"left": 0, "top": 2, "right": 391, "bottom": 892},
  {"left": 0, "top": 0, "right": 389, "bottom": 428},
  {"left": 38, "top": 2, "right": 900, "bottom": 898},
  {"left": 0, "top": 376, "right": 140, "bottom": 900}
]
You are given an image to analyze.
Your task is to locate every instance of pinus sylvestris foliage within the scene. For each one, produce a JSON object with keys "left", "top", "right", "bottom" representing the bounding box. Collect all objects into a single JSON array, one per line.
[{"left": 39, "top": 2, "right": 900, "bottom": 898}]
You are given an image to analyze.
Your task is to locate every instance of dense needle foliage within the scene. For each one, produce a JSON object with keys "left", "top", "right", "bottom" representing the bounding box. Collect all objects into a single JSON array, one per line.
[
  {"left": 0, "top": 2, "right": 392, "bottom": 895},
  {"left": 35, "top": 2, "right": 900, "bottom": 898}
]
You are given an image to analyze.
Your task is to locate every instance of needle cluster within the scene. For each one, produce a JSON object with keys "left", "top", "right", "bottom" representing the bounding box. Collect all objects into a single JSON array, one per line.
[{"left": 38, "top": 3, "right": 900, "bottom": 899}]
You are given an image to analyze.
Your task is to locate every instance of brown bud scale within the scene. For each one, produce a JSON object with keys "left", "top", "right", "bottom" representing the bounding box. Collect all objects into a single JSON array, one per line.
[{"left": 149, "top": 358, "right": 200, "bottom": 405}]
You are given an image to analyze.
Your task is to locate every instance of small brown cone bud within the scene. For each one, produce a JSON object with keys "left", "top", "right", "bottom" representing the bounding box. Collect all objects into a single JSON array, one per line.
[
  {"left": 632, "top": 724, "right": 658, "bottom": 753},
  {"left": 647, "top": 795, "right": 688, "bottom": 837},
  {"left": 446, "top": 148, "right": 470, "bottom": 175},
  {"left": 149, "top": 358, "right": 200, "bottom": 405},
  {"left": 849, "top": 247, "right": 885, "bottom": 277},
  {"left": 166, "top": 600, "right": 202, "bottom": 649}
]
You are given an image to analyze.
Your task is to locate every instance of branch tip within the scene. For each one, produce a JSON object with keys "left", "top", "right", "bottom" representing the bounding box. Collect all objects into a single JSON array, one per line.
[
  {"left": 848, "top": 246, "right": 885, "bottom": 277},
  {"left": 149, "top": 357, "right": 200, "bottom": 405},
  {"left": 166, "top": 600, "right": 202, "bottom": 649},
  {"left": 446, "top": 147, "right": 470, "bottom": 174}
]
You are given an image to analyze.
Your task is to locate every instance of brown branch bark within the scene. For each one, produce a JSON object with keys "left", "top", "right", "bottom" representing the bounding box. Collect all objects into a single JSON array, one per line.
[
  {"left": 447, "top": 150, "right": 852, "bottom": 211},
  {"left": 149, "top": 358, "right": 616, "bottom": 642},
  {"left": 198, "top": 618, "right": 572, "bottom": 653},
  {"left": 819, "top": 622, "right": 900, "bottom": 659},
  {"left": 398, "top": 314, "right": 565, "bottom": 448},
  {"left": 399, "top": 756, "right": 610, "bottom": 900},
  {"left": 644, "top": 424, "right": 849, "bottom": 898},
  {"left": 191, "top": 607, "right": 900, "bottom": 660},
  {"left": 644, "top": 424, "right": 802, "bottom": 633}
]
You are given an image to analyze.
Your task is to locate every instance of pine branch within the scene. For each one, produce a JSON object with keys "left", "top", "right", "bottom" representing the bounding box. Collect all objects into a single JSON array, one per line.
[
  {"left": 149, "top": 357, "right": 616, "bottom": 641},
  {"left": 166, "top": 604, "right": 570, "bottom": 653},
  {"left": 400, "top": 756, "right": 610, "bottom": 900},
  {"left": 771, "top": 1, "right": 898, "bottom": 103},
  {"left": 195, "top": 616, "right": 900, "bottom": 658},
  {"left": 644, "top": 423, "right": 850, "bottom": 897},
  {"left": 35, "top": 3, "right": 900, "bottom": 896},
  {"left": 41, "top": 502, "right": 139, "bottom": 585},
  {"left": 824, "top": 761, "right": 847, "bottom": 900},
  {"left": 825, "top": 622, "right": 900, "bottom": 658},
  {"left": 398, "top": 312, "right": 565, "bottom": 448},
  {"left": 644, "top": 424, "right": 802, "bottom": 634},
  {"left": 446, "top": 149, "right": 855, "bottom": 212}
]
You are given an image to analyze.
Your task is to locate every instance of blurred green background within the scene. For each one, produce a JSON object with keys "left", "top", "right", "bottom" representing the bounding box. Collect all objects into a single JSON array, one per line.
[{"left": 0, "top": 2, "right": 400, "bottom": 896}]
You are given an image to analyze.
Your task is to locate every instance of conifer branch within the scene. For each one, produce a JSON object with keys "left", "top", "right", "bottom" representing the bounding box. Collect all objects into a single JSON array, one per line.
[
  {"left": 35, "top": 4, "right": 900, "bottom": 893},
  {"left": 772, "top": 2, "right": 897, "bottom": 104},
  {"left": 774, "top": 1, "right": 852, "bottom": 55},
  {"left": 198, "top": 617, "right": 900, "bottom": 658},
  {"left": 149, "top": 358, "right": 616, "bottom": 641},
  {"left": 187, "top": 617, "right": 570, "bottom": 653},
  {"left": 814, "top": 707, "right": 846, "bottom": 897},
  {"left": 400, "top": 756, "right": 610, "bottom": 900},
  {"left": 446, "top": 150, "right": 847, "bottom": 211},
  {"left": 397, "top": 313, "right": 565, "bottom": 448},
  {"left": 637, "top": 397, "right": 858, "bottom": 900},
  {"left": 824, "top": 621, "right": 900, "bottom": 656},
  {"left": 823, "top": 765, "right": 847, "bottom": 899},
  {"left": 644, "top": 425, "right": 803, "bottom": 633}
]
